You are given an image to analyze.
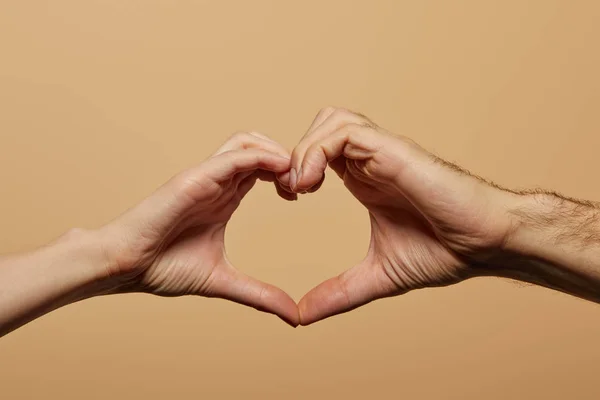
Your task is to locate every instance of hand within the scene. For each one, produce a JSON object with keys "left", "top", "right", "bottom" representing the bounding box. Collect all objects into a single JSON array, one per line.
[
  {"left": 100, "top": 132, "right": 300, "bottom": 327},
  {"left": 283, "top": 107, "right": 518, "bottom": 325}
]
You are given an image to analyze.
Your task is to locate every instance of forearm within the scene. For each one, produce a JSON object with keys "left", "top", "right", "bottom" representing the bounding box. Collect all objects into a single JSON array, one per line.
[
  {"left": 0, "top": 229, "right": 115, "bottom": 337},
  {"left": 485, "top": 192, "right": 600, "bottom": 302}
]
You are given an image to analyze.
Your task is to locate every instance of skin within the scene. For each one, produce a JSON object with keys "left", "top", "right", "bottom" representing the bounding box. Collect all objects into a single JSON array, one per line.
[
  {"left": 0, "top": 132, "right": 300, "bottom": 337},
  {"left": 282, "top": 107, "right": 600, "bottom": 325},
  {"left": 3, "top": 107, "right": 600, "bottom": 336}
]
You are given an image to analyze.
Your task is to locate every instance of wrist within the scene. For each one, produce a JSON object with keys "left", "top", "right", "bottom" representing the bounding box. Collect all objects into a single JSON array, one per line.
[
  {"left": 54, "top": 227, "right": 138, "bottom": 295},
  {"left": 501, "top": 191, "right": 600, "bottom": 258},
  {"left": 94, "top": 219, "right": 159, "bottom": 293},
  {"left": 465, "top": 191, "right": 555, "bottom": 282},
  {"left": 477, "top": 191, "right": 600, "bottom": 301},
  {"left": 501, "top": 191, "right": 553, "bottom": 257},
  {"left": 54, "top": 228, "right": 116, "bottom": 283},
  {"left": 492, "top": 190, "right": 600, "bottom": 277}
]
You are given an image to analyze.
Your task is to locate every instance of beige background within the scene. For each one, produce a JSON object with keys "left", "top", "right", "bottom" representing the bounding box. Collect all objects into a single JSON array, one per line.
[{"left": 1, "top": 1, "right": 599, "bottom": 399}]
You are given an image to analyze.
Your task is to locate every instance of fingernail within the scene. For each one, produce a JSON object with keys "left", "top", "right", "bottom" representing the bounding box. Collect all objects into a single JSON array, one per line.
[
  {"left": 289, "top": 168, "right": 297, "bottom": 191},
  {"left": 296, "top": 168, "right": 303, "bottom": 189}
]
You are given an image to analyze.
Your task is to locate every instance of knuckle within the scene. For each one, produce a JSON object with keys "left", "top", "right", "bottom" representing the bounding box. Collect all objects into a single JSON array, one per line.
[
  {"left": 229, "top": 131, "right": 244, "bottom": 139},
  {"left": 329, "top": 107, "right": 373, "bottom": 127},
  {"left": 303, "top": 153, "right": 320, "bottom": 171},
  {"left": 331, "top": 107, "right": 350, "bottom": 120},
  {"left": 250, "top": 150, "right": 264, "bottom": 162},
  {"left": 340, "top": 122, "right": 365, "bottom": 139},
  {"left": 170, "top": 172, "right": 201, "bottom": 199},
  {"left": 229, "top": 131, "right": 250, "bottom": 142},
  {"left": 217, "top": 149, "right": 236, "bottom": 158},
  {"left": 60, "top": 227, "right": 89, "bottom": 243},
  {"left": 303, "top": 143, "right": 326, "bottom": 168},
  {"left": 319, "top": 106, "right": 338, "bottom": 116},
  {"left": 353, "top": 110, "right": 373, "bottom": 124},
  {"left": 248, "top": 131, "right": 269, "bottom": 139},
  {"left": 290, "top": 145, "right": 304, "bottom": 161},
  {"left": 306, "top": 141, "right": 322, "bottom": 155},
  {"left": 224, "top": 131, "right": 264, "bottom": 151},
  {"left": 343, "top": 122, "right": 363, "bottom": 132}
]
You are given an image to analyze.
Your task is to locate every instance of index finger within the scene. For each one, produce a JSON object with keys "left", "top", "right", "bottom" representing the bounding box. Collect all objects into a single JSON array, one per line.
[
  {"left": 200, "top": 148, "right": 292, "bottom": 183},
  {"left": 289, "top": 108, "right": 374, "bottom": 191},
  {"left": 294, "top": 123, "right": 379, "bottom": 192}
]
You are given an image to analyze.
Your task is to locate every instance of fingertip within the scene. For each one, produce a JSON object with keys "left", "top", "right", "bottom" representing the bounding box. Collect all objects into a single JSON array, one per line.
[
  {"left": 297, "top": 292, "right": 325, "bottom": 326},
  {"left": 209, "top": 266, "right": 300, "bottom": 327},
  {"left": 307, "top": 173, "right": 326, "bottom": 194},
  {"left": 277, "top": 171, "right": 291, "bottom": 187},
  {"left": 275, "top": 181, "right": 298, "bottom": 201},
  {"left": 273, "top": 155, "right": 293, "bottom": 172},
  {"left": 282, "top": 193, "right": 299, "bottom": 202},
  {"left": 279, "top": 311, "right": 301, "bottom": 328},
  {"left": 297, "top": 271, "right": 363, "bottom": 326},
  {"left": 293, "top": 167, "right": 325, "bottom": 194},
  {"left": 259, "top": 151, "right": 291, "bottom": 172},
  {"left": 263, "top": 286, "right": 301, "bottom": 327},
  {"left": 297, "top": 303, "right": 312, "bottom": 326}
]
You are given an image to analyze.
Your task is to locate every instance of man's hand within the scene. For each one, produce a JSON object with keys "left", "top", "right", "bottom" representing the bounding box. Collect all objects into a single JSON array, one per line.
[
  {"left": 283, "top": 107, "right": 519, "bottom": 325},
  {"left": 100, "top": 132, "right": 300, "bottom": 327}
]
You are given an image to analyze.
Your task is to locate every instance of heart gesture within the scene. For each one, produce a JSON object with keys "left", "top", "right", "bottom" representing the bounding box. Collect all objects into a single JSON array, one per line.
[
  {"left": 4, "top": 107, "right": 595, "bottom": 337},
  {"left": 94, "top": 108, "right": 518, "bottom": 327}
]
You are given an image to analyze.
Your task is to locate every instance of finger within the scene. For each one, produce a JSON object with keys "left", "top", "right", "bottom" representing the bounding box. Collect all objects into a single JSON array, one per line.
[
  {"left": 233, "top": 169, "right": 274, "bottom": 187},
  {"left": 208, "top": 264, "right": 300, "bottom": 327},
  {"left": 275, "top": 171, "right": 296, "bottom": 195},
  {"left": 126, "top": 147, "right": 290, "bottom": 243},
  {"left": 328, "top": 156, "right": 347, "bottom": 179},
  {"left": 214, "top": 131, "right": 290, "bottom": 159},
  {"left": 305, "top": 106, "right": 339, "bottom": 133},
  {"left": 275, "top": 181, "right": 298, "bottom": 201},
  {"left": 270, "top": 173, "right": 296, "bottom": 198},
  {"left": 273, "top": 177, "right": 295, "bottom": 197},
  {"left": 236, "top": 174, "right": 259, "bottom": 199},
  {"left": 289, "top": 108, "right": 373, "bottom": 191},
  {"left": 238, "top": 170, "right": 297, "bottom": 201},
  {"left": 295, "top": 123, "right": 375, "bottom": 192},
  {"left": 284, "top": 171, "right": 325, "bottom": 195},
  {"left": 201, "top": 149, "right": 291, "bottom": 183},
  {"left": 298, "top": 262, "right": 392, "bottom": 326},
  {"left": 306, "top": 172, "right": 325, "bottom": 194},
  {"left": 215, "top": 133, "right": 292, "bottom": 197},
  {"left": 276, "top": 106, "right": 338, "bottom": 188},
  {"left": 291, "top": 107, "right": 372, "bottom": 164}
]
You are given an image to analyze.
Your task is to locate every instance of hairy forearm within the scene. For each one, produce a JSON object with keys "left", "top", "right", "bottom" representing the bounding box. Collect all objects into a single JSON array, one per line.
[
  {"left": 0, "top": 229, "right": 113, "bottom": 337},
  {"left": 486, "top": 192, "right": 600, "bottom": 302}
]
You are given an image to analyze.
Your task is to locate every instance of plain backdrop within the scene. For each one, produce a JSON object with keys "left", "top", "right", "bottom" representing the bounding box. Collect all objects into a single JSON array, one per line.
[{"left": 1, "top": 1, "right": 599, "bottom": 399}]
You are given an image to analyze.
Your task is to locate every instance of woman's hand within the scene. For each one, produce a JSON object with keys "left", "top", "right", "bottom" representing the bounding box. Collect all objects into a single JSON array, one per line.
[{"left": 101, "top": 132, "right": 299, "bottom": 326}]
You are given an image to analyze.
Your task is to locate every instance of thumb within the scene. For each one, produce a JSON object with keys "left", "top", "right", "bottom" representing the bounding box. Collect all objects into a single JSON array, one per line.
[
  {"left": 207, "top": 262, "right": 300, "bottom": 327},
  {"left": 298, "top": 261, "right": 394, "bottom": 326}
]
